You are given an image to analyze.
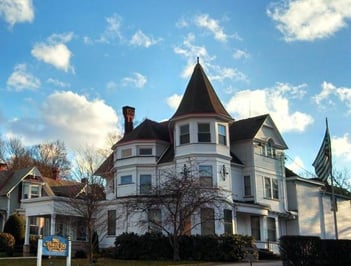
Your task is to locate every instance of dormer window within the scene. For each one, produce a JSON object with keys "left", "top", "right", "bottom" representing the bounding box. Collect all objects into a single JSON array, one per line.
[
  {"left": 198, "top": 123, "right": 211, "bottom": 143},
  {"left": 180, "top": 124, "right": 190, "bottom": 144},
  {"left": 266, "top": 139, "right": 276, "bottom": 158},
  {"left": 22, "top": 182, "right": 41, "bottom": 199}
]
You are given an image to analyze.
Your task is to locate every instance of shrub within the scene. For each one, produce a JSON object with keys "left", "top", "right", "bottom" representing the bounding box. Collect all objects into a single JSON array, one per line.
[
  {"left": 4, "top": 214, "right": 25, "bottom": 245},
  {"left": 75, "top": 249, "right": 87, "bottom": 258},
  {"left": 29, "top": 235, "right": 39, "bottom": 254},
  {"left": 0, "top": 232, "right": 15, "bottom": 256},
  {"left": 280, "top": 235, "right": 321, "bottom": 266},
  {"left": 115, "top": 233, "right": 256, "bottom": 261}
]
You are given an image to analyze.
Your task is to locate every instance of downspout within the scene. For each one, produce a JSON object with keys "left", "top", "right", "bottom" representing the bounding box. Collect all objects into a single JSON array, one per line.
[{"left": 6, "top": 192, "right": 11, "bottom": 220}]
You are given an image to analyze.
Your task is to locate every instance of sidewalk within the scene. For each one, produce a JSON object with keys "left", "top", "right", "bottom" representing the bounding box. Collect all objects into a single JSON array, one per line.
[{"left": 213, "top": 260, "right": 282, "bottom": 266}]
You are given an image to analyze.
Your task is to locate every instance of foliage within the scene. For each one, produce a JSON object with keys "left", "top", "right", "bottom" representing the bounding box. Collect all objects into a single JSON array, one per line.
[
  {"left": 280, "top": 235, "right": 351, "bottom": 266},
  {"left": 115, "top": 232, "right": 255, "bottom": 262},
  {"left": 74, "top": 249, "right": 87, "bottom": 258},
  {"left": 4, "top": 214, "right": 25, "bottom": 245},
  {"left": 29, "top": 235, "right": 39, "bottom": 254},
  {"left": 0, "top": 232, "right": 15, "bottom": 255}
]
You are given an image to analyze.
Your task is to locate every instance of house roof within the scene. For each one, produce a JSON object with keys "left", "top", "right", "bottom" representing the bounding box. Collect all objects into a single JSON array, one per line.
[
  {"left": 117, "top": 118, "right": 170, "bottom": 145},
  {"left": 41, "top": 176, "right": 86, "bottom": 197},
  {"left": 229, "top": 114, "right": 268, "bottom": 142},
  {"left": 94, "top": 152, "right": 114, "bottom": 177},
  {"left": 171, "top": 63, "right": 233, "bottom": 122},
  {"left": 0, "top": 167, "right": 42, "bottom": 195}
]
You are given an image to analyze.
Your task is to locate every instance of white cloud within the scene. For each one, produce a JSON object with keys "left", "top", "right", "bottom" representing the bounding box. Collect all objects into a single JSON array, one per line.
[
  {"left": 286, "top": 156, "right": 306, "bottom": 175},
  {"left": 130, "top": 30, "right": 161, "bottom": 48},
  {"left": 194, "top": 14, "right": 228, "bottom": 42},
  {"left": 208, "top": 64, "right": 248, "bottom": 83},
  {"left": 332, "top": 133, "right": 351, "bottom": 161},
  {"left": 47, "top": 78, "right": 70, "bottom": 88},
  {"left": 31, "top": 32, "right": 74, "bottom": 73},
  {"left": 267, "top": 0, "right": 351, "bottom": 42},
  {"left": 313, "top": 81, "right": 351, "bottom": 113},
  {"left": 7, "top": 64, "right": 40, "bottom": 91},
  {"left": 233, "top": 49, "right": 250, "bottom": 60},
  {"left": 106, "top": 81, "right": 118, "bottom": 91},
  {"left": 7, "top": 91, "right": 120, "bottom": 151},
  {"left": 176, "top": 17, "right": 188, "bottom": 28},
  {"left": 166, "top": 94, "right": 183, "bottom": 110},
  {"left": 97, "top": 13, "right": 123, "bottom": 44},
  {"left": 226, "top": 82, "right": 313, "bottom": 132},
  {"left": 122, "top": 72, "right": 147, "bottom": 88},
  {"left": 0, "top": 0, "right": 34, "bottom": 27}
]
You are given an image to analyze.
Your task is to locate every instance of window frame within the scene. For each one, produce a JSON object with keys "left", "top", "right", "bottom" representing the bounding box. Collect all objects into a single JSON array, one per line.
[
  {"left": 138, "top": 147, "right": 153, "bottom": 156},
  {"left": 107, "top": 210, "right": 116, "bottom": 236},
  {"left": 179, "top": 124, "right": 190, "bottom": 144},
  {"left": 251, "top": 216, "right": 261, "bottom": 241},
  {"left": 224, "top": 209, "right": 233, "bottom": 235},
  {"left": 267, "top": 217, "right": 277, "bottom": 241},
  {"left": 198, "top": 123, "right": 211, "bottom": 143},
  {"left": 217, "top": 124, "right": 227, "bottom": 145},
  {"left": 201, "top": 207, "right": 215, "bottom": 236},
  {"left": 244, "top": 175, "right": 252, "bottom": 197},
  {"left": 140, "top": 174, "right": 152, "bottom": 194},
  {"left": 120, "top": 175, "right": 133, "bottom": 185},
  {"left": 264, "top": 177, "right": 279, "bottom": 200},
  {"left": 199, "top": 165, "right": 213, "bottom": 187}
]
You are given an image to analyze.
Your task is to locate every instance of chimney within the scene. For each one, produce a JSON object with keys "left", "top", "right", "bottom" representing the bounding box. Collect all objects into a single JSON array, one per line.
[
  {"left": 122, "top": 106, "right": 135, "bottom": 134},
  {"left": 0, "top": 159, "right": 8, "bottom": 171},
  {"left": 52, "top": 167, "right": 60, "bottom": 180}
]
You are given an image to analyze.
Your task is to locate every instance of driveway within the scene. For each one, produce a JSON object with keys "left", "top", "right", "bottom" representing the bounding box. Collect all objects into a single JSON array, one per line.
[{"left": 214, "top": 260, "right": 282, "bottom": 266}]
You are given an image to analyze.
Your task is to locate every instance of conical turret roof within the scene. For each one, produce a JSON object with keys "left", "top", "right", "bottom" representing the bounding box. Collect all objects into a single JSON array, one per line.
[{"left": 171, "top": 62, "right": 233, "bottom": 122}]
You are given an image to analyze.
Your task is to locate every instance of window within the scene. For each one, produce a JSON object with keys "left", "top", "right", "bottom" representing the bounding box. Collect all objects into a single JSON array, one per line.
[
  {"left": 120, "top": 175, "right": 132, "bottom": 185},
  {"left": 74, "top": 218, "right": 87, "bottom": 240},
  {"left": 267, "top": 217, "right": 276, "bottom": 241},
  {"left": 201, "top": 208, "right": 215, "bottom": 235},
  {"left": 251, "top": 216, "right": 261, "bottom": 240},
  {"left": 121, "top": 148, "right": 132, "bottom": 158},
  {"left": 199, "top": 165, "right": 213, "bottom": 187},
  {"left": 139, "top": 147, "right": 152, "bottom": 156},
  {"left": 264, "top": 177, "right": 279, "bottom": 200},
  {"left": 198, "top": 123, "right": 211, "bottom": 142},
  {"left": 22, "top": 183, "right": 41, "bottom": 199},
  {"left": 218, "top": 124, "right": 227, "bottom": 145},
  {"left": 148, "top": 209, "right": 161, "bottom": 233},
  {"left": 244, "top": 176, "right": 251, "bottom": 196},
  {"left": 107, "top": 210, "right": 116, "bottom": 236},
  {"left": 266, "top": 140, "right": 276, "bottom": 158},
  {"left": 180, "top": 124, "right": 190, "bottom": 144},
  {"left": 140, "top": 174, "right": 152, "bottom": 194},
  {"left": 264, "top": 177, "right": 272, "bottom": 199},
  {"left": 224, "top": 209, "right": 233, "bottom": 235}
]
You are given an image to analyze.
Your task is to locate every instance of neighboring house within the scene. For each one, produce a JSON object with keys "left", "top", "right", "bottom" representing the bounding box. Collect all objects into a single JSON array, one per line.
[
  {"left": 0, "top": 160, "right": 88, "bottom": 254},
  {"left": 285, "top": 168, "right": 351, "bottom": 239},
  {"left": 95, "top": 62, "right": 296, "bottom": 253}
]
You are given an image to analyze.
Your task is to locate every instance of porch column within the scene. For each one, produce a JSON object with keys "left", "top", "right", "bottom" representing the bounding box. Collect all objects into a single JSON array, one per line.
[
  {"left": 50, "top": 214, "right": 56, "bottom": 235},
  {"left": 23, "top": 215, "right": 30, "bottom": 256}
]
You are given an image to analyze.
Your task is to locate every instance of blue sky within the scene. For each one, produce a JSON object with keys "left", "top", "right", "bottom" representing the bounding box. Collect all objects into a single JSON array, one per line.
[{"left": 1, "top": 0, "right": 351, "bottom": 178}]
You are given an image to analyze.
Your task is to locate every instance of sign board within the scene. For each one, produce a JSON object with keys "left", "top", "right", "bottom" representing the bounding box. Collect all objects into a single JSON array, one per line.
[
  {"left": 37, "top": 235, "right": 71, "bottom": 266},
  {"left": 42, "top": 235, "right": 68, "bottom": 257}
]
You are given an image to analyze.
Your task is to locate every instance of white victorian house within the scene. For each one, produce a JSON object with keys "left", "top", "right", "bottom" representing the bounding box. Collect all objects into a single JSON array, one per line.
[{"left": 95, "top": 62, "right": 297, "bottom": 254}]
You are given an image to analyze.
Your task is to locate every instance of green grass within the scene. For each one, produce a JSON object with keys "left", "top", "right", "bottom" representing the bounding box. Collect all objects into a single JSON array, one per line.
[{"left": 0, "top": 257, "right": 213, "bottom": 266}]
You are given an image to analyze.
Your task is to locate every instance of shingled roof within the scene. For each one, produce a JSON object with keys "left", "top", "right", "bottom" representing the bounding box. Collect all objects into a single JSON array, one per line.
[
  {"left": 171, "top": 63, "right": 233, "bottom": 122},
  {"left": 117, "top": 119, "right": 170, "bottom": 144},
  {"left": 229, "top": 114, "right": 268, "bottom": 142}
]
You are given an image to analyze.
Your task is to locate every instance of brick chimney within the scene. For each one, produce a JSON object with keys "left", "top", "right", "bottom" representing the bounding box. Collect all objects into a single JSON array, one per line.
[
  {"left": 52, "top": 167, "right": 60, "bottom": 180},
  {"left": 122, "top": 106, "right": 135, "bottom": 135},
  {"left": 0, "top": 159, "right": 8, "bottom": 171}
]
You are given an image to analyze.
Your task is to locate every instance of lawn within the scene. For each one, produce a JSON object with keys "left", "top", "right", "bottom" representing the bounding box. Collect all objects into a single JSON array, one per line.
[{"left": 0, "top": 257, "right": 212, "bottom": 266}]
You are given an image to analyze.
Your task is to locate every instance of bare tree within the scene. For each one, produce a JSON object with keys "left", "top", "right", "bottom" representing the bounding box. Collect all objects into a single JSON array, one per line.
[
  {"left": 67, "top": 147, "right": 107, "bottom": 265},
  {"left": 131, "top": 162, "right": 231, "bottom": 261}
]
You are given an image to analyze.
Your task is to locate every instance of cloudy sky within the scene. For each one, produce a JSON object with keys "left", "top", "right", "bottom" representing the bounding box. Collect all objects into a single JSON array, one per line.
[{"left": 1, "top": 0, "right": 351, "bottom": 177}]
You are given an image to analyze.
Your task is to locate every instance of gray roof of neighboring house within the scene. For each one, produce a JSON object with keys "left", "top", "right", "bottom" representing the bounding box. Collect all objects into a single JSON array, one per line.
[
  {"left": 0, "top": 167, "right": 42, "bottom": 195},
  {"left": 229, "top": 114, "right": 268, "bottom": 142}
]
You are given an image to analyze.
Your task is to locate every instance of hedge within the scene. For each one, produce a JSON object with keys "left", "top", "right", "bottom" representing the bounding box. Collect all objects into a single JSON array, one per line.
[
  {"left": 114, "top": 232, "right": 256, "bottom": 261},
  {"left": 280, "top": 235, "right": 351, "bottom": 266},
  {"left": 0, "top": 232, "right": 15, "bottom": 256}
]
